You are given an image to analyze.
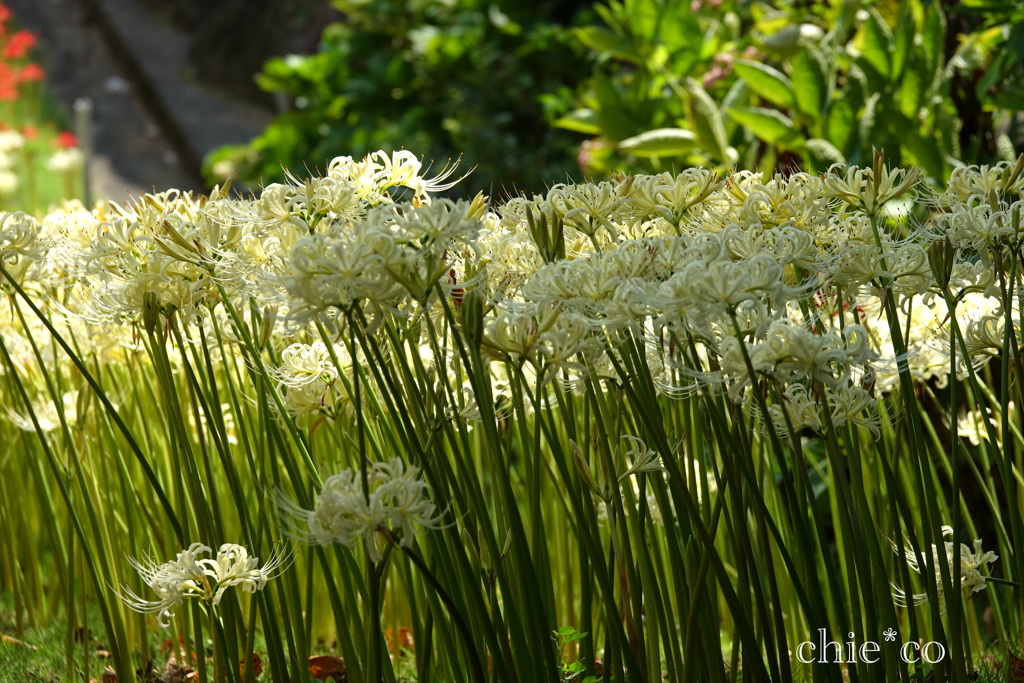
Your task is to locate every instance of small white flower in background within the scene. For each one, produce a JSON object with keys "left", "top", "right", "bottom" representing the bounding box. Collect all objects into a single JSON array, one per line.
[
  {"left": 0, "top": 129, "right": 24, "bottom": 153},
  {"left": 890, "top": 526, "right": 998, "bottom": 608},
  {"left": 116, "top": 542, "right": 290, "bottom": 627},
  {"left": 279, "top": 458, "right": 445, "bottom": 562},
  {"left": 47, "top": 148, "right": 84, "bottom": 173},
  {"left": 4, "top": 391, "right": 78, "bottom": 433},
  {"left": 0, "top": 169, "right": 17, "bottom": 194}
]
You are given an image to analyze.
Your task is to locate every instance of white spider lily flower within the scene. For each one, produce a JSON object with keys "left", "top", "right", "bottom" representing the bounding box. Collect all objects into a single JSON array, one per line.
[
  {"left": 890, "top": 526, "right": 998, "bottom": 608},
  {"left": 116, "top": 542, "right": 289, "bottom": 627},
  {"left": 115, "top": 542, "right": 211, "bottom": 627},
  {"left": 279, "top": 458, "right": 445, "bottom": 562},
  {"left": 618, "top": 436, "right": 667, "bottom": 481},
  {"left": 199, "top": 543, "right": 292, "bottom": 607}
]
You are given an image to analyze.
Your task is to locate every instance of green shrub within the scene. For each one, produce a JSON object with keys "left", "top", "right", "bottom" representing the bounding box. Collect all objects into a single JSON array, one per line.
[
  {"left": 206, "top": 0, "right": 594, "bottom": 196},
  {"left": 555, "top": 0, "right": 1023, "bottom": 179}
]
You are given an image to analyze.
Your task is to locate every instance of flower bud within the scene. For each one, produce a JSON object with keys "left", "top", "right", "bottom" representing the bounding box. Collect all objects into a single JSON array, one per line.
[{"left": 571, "top": 440, "right": 600, "bottom": 495}]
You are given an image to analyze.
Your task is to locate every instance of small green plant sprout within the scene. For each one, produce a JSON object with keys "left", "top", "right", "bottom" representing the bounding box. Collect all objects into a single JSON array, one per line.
[{"left": 554, "top": 626, "right": 591, "bottom": 681}]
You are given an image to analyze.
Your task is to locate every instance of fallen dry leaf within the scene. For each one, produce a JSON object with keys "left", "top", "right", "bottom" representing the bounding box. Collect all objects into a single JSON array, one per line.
[
  {"left": 0, "top": 633, "right": 38, "bottom": 650},
  {"left": 309, "top": 654, "right": 347, "bottom": 681},
  {"left": 1010, "top": 650, "right": 1024, "bottom": 683},
  {"left": 240, "top": 651, "right": 264, "bottom": 678},
  {"left": 385, "top": 626, "right": 414, "bottom": 655},
  {"left": 160, "top": 660, "right": 195, "bottom": 683}
]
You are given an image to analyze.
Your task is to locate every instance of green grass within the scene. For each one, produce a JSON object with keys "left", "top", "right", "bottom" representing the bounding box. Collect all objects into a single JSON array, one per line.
[{"left": 0, "top": 591, "right": 84, "bottom": 682}]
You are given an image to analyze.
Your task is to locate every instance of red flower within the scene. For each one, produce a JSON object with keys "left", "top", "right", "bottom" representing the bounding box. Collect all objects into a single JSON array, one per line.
[
  {"left": 21, "top": 125, "right": 36, "bottom": 140},
  {"left": 0, "top": 62, "right": 17, "bottom": 101},
  {"left": 3, "top": 29, "right": 36, "bottom": 59},
  {"left": 56, "top": 131, "right": 78, "bottom": 149},
  {"left": 18, "top": 62, "right": 43, "bottom": 82},
  {"left": 0, "top": 5, "right": 11, "bottom": 24}
]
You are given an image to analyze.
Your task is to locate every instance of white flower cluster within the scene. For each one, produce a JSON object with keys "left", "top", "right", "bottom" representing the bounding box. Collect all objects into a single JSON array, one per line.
[
  {"left": 279, "top": 458, "right": 444, "bottom": 562},
  {"left": 890, "top": 526, "right": 999, "bottom": 607},
  {"left": 3, "top": 152, "right": 1023, "bottom": 441},
  {"left": 116, "top": 542, "right": 290, "bottom": 627}
]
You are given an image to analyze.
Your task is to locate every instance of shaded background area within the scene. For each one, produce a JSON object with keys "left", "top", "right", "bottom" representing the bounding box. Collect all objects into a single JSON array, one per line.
[
  {"left": 3, "top": 0, "right": 330, "bottom": 200},
  {"left": 5, "top": 0, "right": 1022, "bottom": 204}
]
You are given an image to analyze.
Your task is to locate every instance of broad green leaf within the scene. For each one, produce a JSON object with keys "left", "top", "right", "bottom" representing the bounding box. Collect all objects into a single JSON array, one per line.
[
  {"left": 728, "top": 107, "right": 806, "bottom": 149},
  {"left": 921, "top": 1, "right": 946, "bottom": 79},
  {"left": 897, "top": 54, "right": 925, "bottom": 118},
  {"left": 791, "top": 46, "right": 829, "bottom": 118},
  {"left": 593, "top": 73, "right": 638, "bottom": 141},
  {"left": 903, "top": 132, "right": 944, "bottom": 180},
  {"left": 684, "top": 78, "right": 731, "bottom": 163},
  {"left": 845, "top": 64, "right": 868, "bottom": 107},
  {"left": 891, "top": 4, "right": 916, "bottom": 80},
  {"left": 860, "top": 9, "right": 893, "bottom": 80},
  {"left": 554, "top": 109, "right": 602, "bottom": 135},
  {"left": 734, "top": 60, "right": 794, "bottom": 110},
  {"left": 858, "top": 93, "right": 880, "bottom": 153},
  {"left": 658, "top": 3, "right": 704, "bottom": 56},
  {"left": 824, "top": 99, "right": 856, "bottom": 152},
  {"left": 617, "top": 128, "right": 697, "bottom": 156},
  {"left": 804, "top": 138, "right": 846, "bottom": 170},
  {"left": 574, "top": 26, "right": 623, "bottom": 57},
  {"left": 721, "top": 79, "right": 750, "bottom": 135}
]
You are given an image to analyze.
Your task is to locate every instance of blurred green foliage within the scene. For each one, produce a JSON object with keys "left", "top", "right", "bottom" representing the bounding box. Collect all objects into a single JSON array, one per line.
[
  {"left": 557, "top": 0, "right": 1024, "bottom": 180},
  {"left": 206, "top": 0, "right": 594, "bottom": 196},
  {"left": 209, "top": 0, "right": 1023, "bottom": 194}
]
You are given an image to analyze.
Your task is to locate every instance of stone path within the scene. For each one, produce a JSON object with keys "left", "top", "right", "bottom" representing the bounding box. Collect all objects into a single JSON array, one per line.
[{"left": 6, "top": 0, "right": 272, "bottom": 202}]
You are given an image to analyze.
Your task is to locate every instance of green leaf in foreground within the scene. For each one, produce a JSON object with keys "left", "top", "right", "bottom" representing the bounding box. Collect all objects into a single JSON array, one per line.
[
  {"left": 554, "top": 108, "right": 602, "bottom": 135},
  {"left": 791, "top": 46, "right": 829, "bottom": 118},
  {"left": 728, "top": 107, "right": 806, "bottom": 148},
  {"left": 617, "top": 128, "right": 697, "bottom": 157},
  {"left": 734, "top": 60, "right": 794, "bottom": 110},
  {"left": 684, "top": 78, "right": 735, "bottom": 165},
  {"left": 804, "top": 138, "right": 846, "bottom": 170}
]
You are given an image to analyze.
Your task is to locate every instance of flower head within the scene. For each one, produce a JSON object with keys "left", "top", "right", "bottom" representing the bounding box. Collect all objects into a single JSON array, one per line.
[
  {"left": 116, "top": 542, "right": 289, "bottom": 627},
  {"left": 279, "top": 458, "right": 445, "bottom": 562},
  {"left": 890, "top": 526, "right": 998, "bottom": 608}
]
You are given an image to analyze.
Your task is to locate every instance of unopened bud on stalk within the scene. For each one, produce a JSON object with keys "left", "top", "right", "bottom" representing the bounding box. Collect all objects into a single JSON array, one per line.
[
  {"left": 571, "top": 440, "right": 600, "bottom": 495},
  {"left": 461, "top": 290, "right": 484, "bottom": 351},
  {"left": 1001, "top": 153, "right": 1024, "bottom": 193},
  {"left": 525, "top": 207, "right": 565, "bottom": 264},
  {"left": 928, "top": 237, "right": 955, "bottom": 290},
  {"left": 467, "top": 191, "right": 489, "bottom": 220},
  {"left": 258, "top": 305, "right": 277, "bottom": 349},
  {"left": 142, "top": 291, "right": 160, "bottom": 336}
]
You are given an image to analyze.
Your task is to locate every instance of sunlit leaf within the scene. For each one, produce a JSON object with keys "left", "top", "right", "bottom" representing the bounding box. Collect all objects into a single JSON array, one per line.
[
  {"left": 791, "top": 46, "right": 829, "bottom": 118},
  {"left": 728, "top": 107, "right": 806, "bottom": 148},
  {"left": 617, "top": 128, "right": 697, "bottom": 157},
  {"left": 823, "top": 97, "right": 856, "bottom": 152},
  {"left": 684, "top": 78, "right": 732, "bottom": 163},
  {"left": 554, "top": 109, "right": 602, "bottom": 135},
  {"left": 804, "top": 138, "right": 846, "bottom": 170},
  {"left": 861, "top": 8, "right": 893, "bottom": 80},
  {"left": 734, "top": 60, "right": 794, "bottom": 110},
  {"left": 891, "top": 3, "right": 916, "bottom": 80}
]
